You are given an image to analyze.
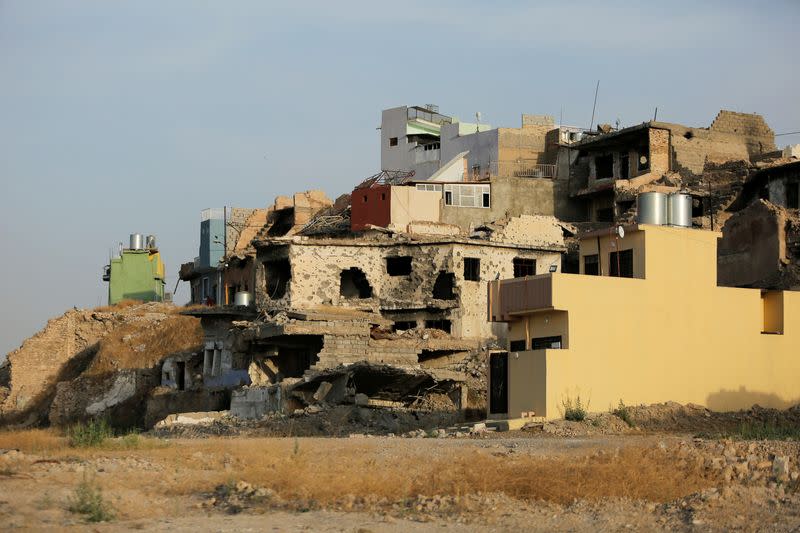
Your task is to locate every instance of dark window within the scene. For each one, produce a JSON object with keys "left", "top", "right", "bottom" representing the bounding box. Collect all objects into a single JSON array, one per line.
[
  {"left": 619, "top": 154, "right": 629, "bottom": 179},
  {"left": 609, "top": 249, "right": 634, "bottom": 278},
  {"left": 692, "top": 197, "right": 705, "bottom": 218},
  {"left": 386, "top": 256, "right": 412, "bottom": 276},
  {"left": 513, "top": 258, "right": 536, "bottom": 278},
  {"left": 362, "top": 194, "right": 368, "bottom": 203},
  {"left": 464, "top": 257, "right": 480, "bottom": 281},
  {"left": 595, "top": 154, "right": 614, "bottom": 179},
  {"left": 509, "top": 340, "right": 526, "bottom": 352},
  {"left": 424, "top": 319, "right": 451, "bottom": 333},
  {"left": 432, "top": 272, "right": 456, "bottom": 300},
  {"left": 787, "top": 182, "right": 799, "bottom": 209},
  {"left": 596, "top": 207, "right": 614, "bottom": 222},
  {"left": 340, "top": 268, "right": 373, "bottom": 299},
  {"left": 584, "top": 254, "right": 599, "bottom": 276},
  {"left": 394, "top": 321, "right": 416, "bottom": 331},
  {"left": 264, "top": 259, "right": 291, "bottom": 299},
  {"left": 482, "top": 192, "right": 491, "bottom": 208},
  {"left": 389, "top": 137, "right": 398, "bottom": 147},
  {"left": 444, "top": 191, "right": 453, "bottom": 205},
  {"left": 758, "top": 186, "right": 769, "bottom": 200},
  {"left": 531, "top": 336, "right": 562, "bottom": 350}
]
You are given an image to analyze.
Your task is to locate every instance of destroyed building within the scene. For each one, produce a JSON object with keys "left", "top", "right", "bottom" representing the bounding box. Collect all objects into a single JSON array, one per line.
[
  {"left": 718, "top": 158, "right": 800, "bottom": 290},
  {"left": 163, "top": 104, "right": 796, "bottom": 427},
  {"left": 566, "top": 110, "right": 777, "bottom": 227}
]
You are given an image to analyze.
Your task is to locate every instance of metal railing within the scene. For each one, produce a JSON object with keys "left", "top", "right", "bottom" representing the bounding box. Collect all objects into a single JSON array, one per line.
[
  {"left": 407, "top": 106, "right": 452, "bottom": 125},
  {"left": 490, "top": 161, "right": 557, "bottom": 179},
  {"left": 488, "top": 275, "right": 554, "bottom": 321}
]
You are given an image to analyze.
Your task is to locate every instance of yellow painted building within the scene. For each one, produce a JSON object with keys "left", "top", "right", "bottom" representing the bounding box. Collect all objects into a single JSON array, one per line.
[{"left": 487, "top": 224, "right": 800, "bottom": 420}]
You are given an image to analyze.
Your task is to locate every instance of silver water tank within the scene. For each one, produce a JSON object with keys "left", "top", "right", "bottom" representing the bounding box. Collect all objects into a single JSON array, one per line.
[
  {"left": 129, "top": 233, "right": 144, "bottom": 250},
  {"left": 146, "top": 235, "right": 157, "bottom": 249},
  {"left": 234, "top": 291, "right": 252, "bottom": 307},
  {"left": 667, "top": 193, "right": 692, "bottom": 227},
  {"left": 637, "top": 192, "right": 668, "bottom": 225}
]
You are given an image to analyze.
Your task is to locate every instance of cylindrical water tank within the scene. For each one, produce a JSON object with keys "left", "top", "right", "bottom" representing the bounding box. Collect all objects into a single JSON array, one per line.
[
  {"left": 667, "top": 193, "right": 692, "bottom": 227},
  {"left": 129, "top": 233, "right": 144, "bottom": 250},
  {"left": 234, "top": 291, "right": 252, "bottom": 307},
  {"left": 146, "top": 235, "right": 157, "bottom": 249},
  {"left": 637, "top": 192, "right": 668, "bottom": 225}
]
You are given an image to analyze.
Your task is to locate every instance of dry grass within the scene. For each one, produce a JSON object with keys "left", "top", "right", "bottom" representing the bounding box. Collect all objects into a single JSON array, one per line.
[
  {"left": 0, "top": 435, "right": 719, "bottom": 525},
  {"left": 92, "top": 299, "right": 145, "bottom": 312},
  {"left": 128, "top": 438, "right": 716, "bottom": 506},
  {"left": 0, "top": 429, "right": 68, "bottom": 453},
  {"left": 85, "top": 315, "right": 202, "bottom": 375}
]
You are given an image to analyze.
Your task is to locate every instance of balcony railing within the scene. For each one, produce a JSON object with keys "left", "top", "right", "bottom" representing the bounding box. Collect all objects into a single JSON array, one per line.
[
  {"left": 488, "top": 274, "right": 554, "bottom": 321},
  {"left": 490, "top": 161, "right": 557, "bottom": 179}
]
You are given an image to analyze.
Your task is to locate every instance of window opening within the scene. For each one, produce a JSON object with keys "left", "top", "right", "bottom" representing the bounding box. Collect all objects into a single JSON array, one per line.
[
  {"left": 340, "top": 268, "right": 373, "bottom": 299},
  {"left": 513, "top": 258, "right": 536, "bottom": 278},
  {"left": 264, "top": 259, "right": 291, "bottom": 299},
  {"left": 595, "top": 154, "right": 613, "bottom": 179},
  {"left": 531, "top": 336, "right": 562, "bottom": 350},
  {"left": 509, "top": 339, "right": 526, "bottom": 352},
  {"left": 389, "top": 137, "right": 398, "bottom": 147},
  {"left": 424, "top": 319, "right": 451, "bottom": 333},
  {"left": 584, "top": 254, "right": 599, "bottom": 276},
  {"left": 432, "top": 271, "right": 456, "bottom": 300},
  {"left": 463, "top": 257, "right": 480, "bottom": 281},
  {"left": 609, "top": 249, "right": 634, "bottom": 278},
  {"left": 386, "top": 256, "right": 412, "bottom": 276}
]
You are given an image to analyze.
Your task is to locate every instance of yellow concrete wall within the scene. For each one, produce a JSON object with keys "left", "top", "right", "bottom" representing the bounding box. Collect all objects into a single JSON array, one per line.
[
  {"left": 389, "top": 187, "right": 441, "bottom": 231},
  {"left": 579, "top": 229, "right": 646, "bottom": 278},
  {"left": 501, "top": 225, "right": 800, "bottom": 419}
]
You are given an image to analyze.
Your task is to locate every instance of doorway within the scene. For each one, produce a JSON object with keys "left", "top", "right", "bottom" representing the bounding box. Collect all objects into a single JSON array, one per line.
[
  {"left": 176, "top": 361, "right": 186, "bottom": 391},
  {"left": 489, "top": 352, "right": 508, "bottom": 415}
]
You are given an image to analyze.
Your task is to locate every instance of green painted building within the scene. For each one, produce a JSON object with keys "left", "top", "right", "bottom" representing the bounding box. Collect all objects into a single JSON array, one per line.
[{"left": 103, "top": 234, "right": 166, "bottom": 305}]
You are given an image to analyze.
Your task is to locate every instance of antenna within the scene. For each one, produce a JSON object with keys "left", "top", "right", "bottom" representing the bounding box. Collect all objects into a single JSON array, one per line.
[
  {"left": 653, "top": 106, "right": 658, "bottom": 121},
  {"left": 589, "top": 80, "right": 600, "bottom": 131},
  {"left": 475, "top": 112, "right": 481, "bottom": 133}
]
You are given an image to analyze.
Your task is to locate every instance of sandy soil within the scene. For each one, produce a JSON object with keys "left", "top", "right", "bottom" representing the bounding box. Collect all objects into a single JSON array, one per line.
[{"left": 0, "top": 432, "right": 798, "bottom": 531}]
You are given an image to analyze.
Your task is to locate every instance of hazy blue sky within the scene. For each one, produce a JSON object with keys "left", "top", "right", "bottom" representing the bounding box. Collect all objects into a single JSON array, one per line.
[{"left": 1, "top": 1, "right": 798, "bottom": 357}]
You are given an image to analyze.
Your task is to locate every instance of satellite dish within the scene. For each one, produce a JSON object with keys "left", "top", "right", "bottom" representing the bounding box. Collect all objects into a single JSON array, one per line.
[{"left": 617, "top": 225, "right": 625, "bottom": 239}]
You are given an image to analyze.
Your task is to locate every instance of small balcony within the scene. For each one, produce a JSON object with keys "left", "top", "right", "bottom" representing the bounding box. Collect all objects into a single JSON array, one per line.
[{"left": 488, "top": 274, "right": 554, "bottom": 321}]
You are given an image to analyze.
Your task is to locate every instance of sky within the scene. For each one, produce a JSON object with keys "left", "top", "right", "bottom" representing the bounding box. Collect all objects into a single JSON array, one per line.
[{"left": 1, "top": 1, "right": 798, "bottom": 358}]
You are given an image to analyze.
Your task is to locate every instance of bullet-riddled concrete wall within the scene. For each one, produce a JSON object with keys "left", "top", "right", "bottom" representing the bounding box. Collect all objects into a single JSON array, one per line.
[{"left": 257, "top": 240, "right": 561, "bottom": 340}]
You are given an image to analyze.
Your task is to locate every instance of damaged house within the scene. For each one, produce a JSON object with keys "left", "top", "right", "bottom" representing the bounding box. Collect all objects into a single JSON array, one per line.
[
  {"left": 718, "top": 158, "right": 800, "bottom": 290},
  {"left": 566, "top": 110, "right": 777, "bottom": 227},
  {"left": 173, "top": 172, "right": 571, "bottom": 418}
]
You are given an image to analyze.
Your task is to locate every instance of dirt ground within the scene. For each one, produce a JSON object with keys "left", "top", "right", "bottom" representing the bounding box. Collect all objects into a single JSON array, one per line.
[{"left": 1, "top": 429, "right": 798, "bottom": 532}]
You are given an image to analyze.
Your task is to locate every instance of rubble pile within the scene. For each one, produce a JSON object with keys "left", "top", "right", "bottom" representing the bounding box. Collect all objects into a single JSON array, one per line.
[{"left": 0, "top": 302, "right": 202, "bottom": 428}]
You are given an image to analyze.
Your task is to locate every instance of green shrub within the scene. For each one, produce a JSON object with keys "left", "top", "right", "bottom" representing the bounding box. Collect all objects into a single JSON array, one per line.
[
  {"left": 68, "top": 476, "right": 115, "bottom": 522},
  {"left": 562, "top": 395, "right": 589, "bottom": 421},
  {"left": 611, "top": 400, "right": 634, "bottom": 427},
  {"left": 67, "top": 419, "right": 113, "bottom": 448},
  {"left": 731, "top": 420, "right": 800, "bottom": 441}
]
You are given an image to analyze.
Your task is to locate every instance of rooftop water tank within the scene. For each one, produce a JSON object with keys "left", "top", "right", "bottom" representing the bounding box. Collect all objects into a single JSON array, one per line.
[
  {"left": 234, "top": 291, "right": 253, "bottom": 307},
  {"left": 129, "top": 233, "right": 144, "bottom": 250},
  {"left": 637, "top": 192, "right": 668, "bottom": 225},
  {"left": 667, "top": 193, "right": 692, "bottom": 227},
  {"left": 146, "top": 235, "right": 157, "bottom": 249}
]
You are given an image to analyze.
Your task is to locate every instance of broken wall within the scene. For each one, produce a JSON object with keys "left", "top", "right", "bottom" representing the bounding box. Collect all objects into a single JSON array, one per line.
[{"left": 255, "top": 238, "right": 562, "bottom": 339}]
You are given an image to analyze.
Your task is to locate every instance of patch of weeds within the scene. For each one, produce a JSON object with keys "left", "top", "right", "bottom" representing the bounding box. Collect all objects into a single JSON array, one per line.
[
  {"left": 35, "top": 493, "right": 55, "bottom": 510},
  {"left": 67, "top": 474, "right": 115, "bottom": 522},
  {"left": 67, "top": 419, "right": 113, "bottom": 448},
  {"left": 611, "top": 400, "right": 634, "bottom": 427},
  {"left": 562, "top": 395, "right": 589, "bottom": 422},
  {"left": 119, "top": 431, "right": 140, "bottom": 449},
  {"left": 730, "top": 420, "right": 800, "bottom": 441}
]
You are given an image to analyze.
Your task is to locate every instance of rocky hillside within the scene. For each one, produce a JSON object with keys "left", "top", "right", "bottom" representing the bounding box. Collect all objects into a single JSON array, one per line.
[{"left": 0, "top": 302, "right": 201, "bottom": 428}]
